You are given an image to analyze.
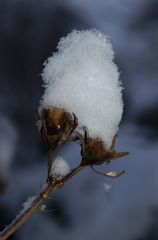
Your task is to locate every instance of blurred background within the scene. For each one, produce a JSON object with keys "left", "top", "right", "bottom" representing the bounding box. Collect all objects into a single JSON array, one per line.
[{"left": 0, "top": 0, "right": 158, "bottom": 239}]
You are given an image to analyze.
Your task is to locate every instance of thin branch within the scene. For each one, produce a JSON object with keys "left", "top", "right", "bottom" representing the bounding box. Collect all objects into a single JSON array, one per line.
[{"left": 0, "top": 165, "right": 84, "bottom": 240}]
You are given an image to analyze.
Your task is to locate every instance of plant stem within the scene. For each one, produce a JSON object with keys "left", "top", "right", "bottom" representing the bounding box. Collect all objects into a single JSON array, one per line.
[
  {"left": 0, "top": 165, "right": 84, "bottom": 240},
  {"left": 47, "top": 147, "right": 54, "bottom": 180}
]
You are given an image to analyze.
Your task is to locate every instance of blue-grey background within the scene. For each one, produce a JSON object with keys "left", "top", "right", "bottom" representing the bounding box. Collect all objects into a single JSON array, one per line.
[{"left": 0, "top": 0, "right": 158, "bottom": 239}]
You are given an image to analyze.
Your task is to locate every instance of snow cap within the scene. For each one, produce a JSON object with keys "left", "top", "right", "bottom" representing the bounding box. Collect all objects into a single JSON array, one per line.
[{"left": 40, "top": 29, "right": 123, "bottom": 149}]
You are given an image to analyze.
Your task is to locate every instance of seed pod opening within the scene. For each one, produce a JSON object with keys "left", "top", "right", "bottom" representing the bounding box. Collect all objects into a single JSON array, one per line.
[{"left": 40, "top": 107, "right": 77, "bottom": 148}]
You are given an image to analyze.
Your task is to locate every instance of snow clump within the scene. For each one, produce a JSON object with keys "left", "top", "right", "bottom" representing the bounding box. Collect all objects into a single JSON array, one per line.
[
  {"left": 50, "top": 156, "right": 71, "bottom": 179},
  {"left": 40, "top": 29, "right": 123, "bottom": 149}
]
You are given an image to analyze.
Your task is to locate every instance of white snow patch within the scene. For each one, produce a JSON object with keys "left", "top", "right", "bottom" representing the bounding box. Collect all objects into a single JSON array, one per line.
[
  {"left": 50, "top": 156, "right": 71, "bottom": 179},
  {"left": 40, "top": 29, "right": 123, "bottom": 149},
  {"left": 20, "top": 196, "right": 36, "bottom": 215},
  {"left": 41, "top": 205, "right": 46, "bottom": 211}
]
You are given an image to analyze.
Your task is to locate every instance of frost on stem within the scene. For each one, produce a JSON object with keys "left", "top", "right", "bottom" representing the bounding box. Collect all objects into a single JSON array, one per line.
[
  {"left": 19, "top": 196, "right": 36, "bottom": 215},
  {"left": 17, "top": 196, "right": 45, "bottom": 218},
  {"left": 40, "top": 29, "right": 123, "bottom": 150},
  {"left": 50, "top": 156, "right": 71, "bottom": 180}
]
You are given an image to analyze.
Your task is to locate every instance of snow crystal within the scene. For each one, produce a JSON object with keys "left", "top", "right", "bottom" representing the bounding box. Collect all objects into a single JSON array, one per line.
[
  {"left": 50, "top": 156, "right": 70, "bottom": 179},
  {"left": 40, "top": 29, "right": 123, "bottom": 149}
]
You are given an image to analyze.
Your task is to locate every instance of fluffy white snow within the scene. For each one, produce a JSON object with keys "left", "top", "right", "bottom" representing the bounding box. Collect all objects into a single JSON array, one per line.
[
  {"left": 40, "top": 29, "right": 123, "bottom": 149},
  {"left": 50, "top": 156, "right": 71, "bottom": 179}
]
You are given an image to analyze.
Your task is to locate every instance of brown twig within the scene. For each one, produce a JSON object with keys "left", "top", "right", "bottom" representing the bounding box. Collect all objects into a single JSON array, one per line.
[
  {"left": 0, "top": 165, "right": 84, "bottom": 240},
  {"left": 47, "top": 147, "right": 54, "bottom": 180}
]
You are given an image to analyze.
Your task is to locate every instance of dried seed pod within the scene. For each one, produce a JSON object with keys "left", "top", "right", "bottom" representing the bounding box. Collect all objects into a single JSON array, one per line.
[
  {"left": 81, "top": 135, "right": 128, "bottom": 166},
  {"left": 81, "top": 138, "right": 110, "bottom": 165},
  {"left": 40, "top": 107, "right": 77, "bottom": 149}
]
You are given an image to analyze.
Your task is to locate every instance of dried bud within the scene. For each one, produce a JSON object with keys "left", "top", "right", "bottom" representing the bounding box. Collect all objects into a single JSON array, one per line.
[
  {"left": 81, "top": 138, "right": 110, "bottom": 165},
  {"left": 40, "top": 107, "right": 77, "bottom": 149},
  {"left": 81, "top": 136, "right": 128, "bottom": 166}
]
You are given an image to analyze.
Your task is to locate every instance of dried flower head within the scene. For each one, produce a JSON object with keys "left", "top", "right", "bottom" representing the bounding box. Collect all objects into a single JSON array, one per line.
[
  {"left": 81, "top": 135, "right": 128, "bottom": 166},
  {"left": 40, "top": 107, "right": 77, "bottom": 149}
]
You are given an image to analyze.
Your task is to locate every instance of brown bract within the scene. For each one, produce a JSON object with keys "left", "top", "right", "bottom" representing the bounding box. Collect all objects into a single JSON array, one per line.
[
  {"left": 79, "top": 134, "right": 129, "bottom": 177},
  {"left": 81, "top": 138, "right": 109, "bottom": 165},
  {"left": 81, "top": 136, "right": 128, "bottom": 166},
  {"left": 41, "top": 107, "right": 78, "bottom": 149}
]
